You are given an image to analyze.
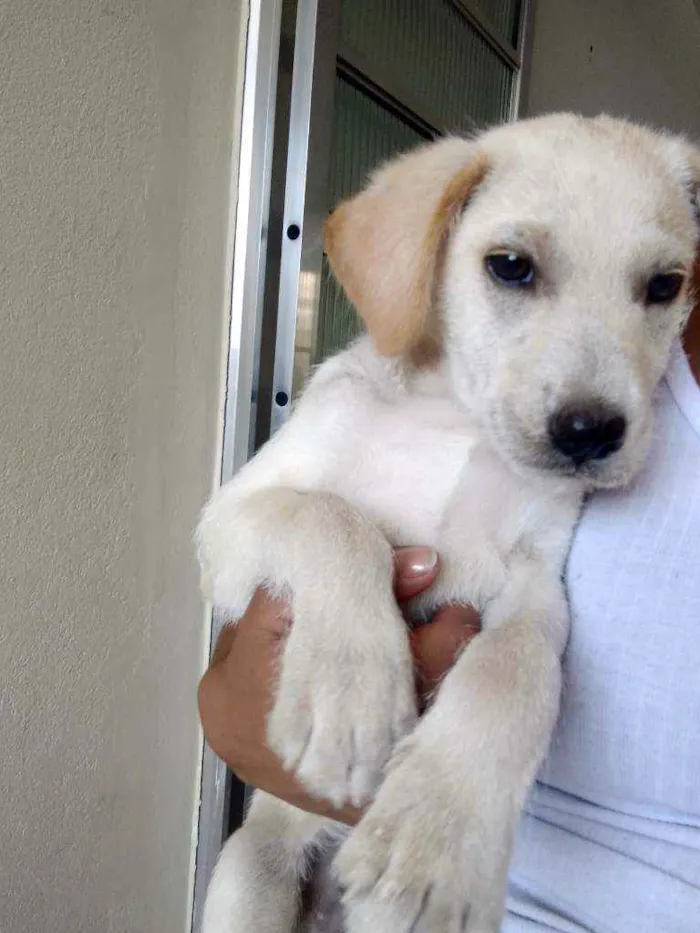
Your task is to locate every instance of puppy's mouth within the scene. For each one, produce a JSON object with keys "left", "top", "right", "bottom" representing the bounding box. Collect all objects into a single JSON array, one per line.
[
  {"left": 502, "top": 443, "right": 639, "bottom": 491},
  {"left": 526, "top": 447, "right": 625, "bottom": 486},
  {"left": 495, "top": 401, "right": 646, "bottom": 489}
]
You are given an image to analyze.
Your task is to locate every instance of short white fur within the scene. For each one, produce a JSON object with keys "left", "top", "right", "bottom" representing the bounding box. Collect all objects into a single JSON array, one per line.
[{"left": 197, "top": 114, "right": 700, "bottom": 933}]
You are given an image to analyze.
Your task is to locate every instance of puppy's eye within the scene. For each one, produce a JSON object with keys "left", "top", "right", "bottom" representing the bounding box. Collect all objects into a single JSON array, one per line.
[
  {"left": 485, "top": 251, "right": 535, "bottom": 287},
  {"left": 646, "top": 272, "right": 684, "bottom": 305}
]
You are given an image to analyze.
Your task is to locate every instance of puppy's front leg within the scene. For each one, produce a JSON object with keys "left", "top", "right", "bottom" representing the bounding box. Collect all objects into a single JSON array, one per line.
[
  {"left": 336, "top": 557, "right": 569, "bottom": 933},
  {"left": 199, "top": 486, "right": 417, "bottom": 808}
]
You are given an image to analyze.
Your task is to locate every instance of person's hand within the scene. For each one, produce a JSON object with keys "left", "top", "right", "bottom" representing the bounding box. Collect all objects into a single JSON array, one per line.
[{"left": 198, "top": 547, "right": 480, "bottom": 825}]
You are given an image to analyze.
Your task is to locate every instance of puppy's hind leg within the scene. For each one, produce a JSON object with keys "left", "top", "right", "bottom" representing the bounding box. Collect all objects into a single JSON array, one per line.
[{"left": 201, "top": 791, "right": 341, "bottom": 933}]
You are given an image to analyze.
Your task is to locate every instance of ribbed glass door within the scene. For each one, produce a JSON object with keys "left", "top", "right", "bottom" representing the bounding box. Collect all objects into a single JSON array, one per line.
[
  {"left": 316, "top": 79, "right": 426, "bottom": 361},
  {"left": 310, "top": 0, "right": 525, "bottom": 369}
]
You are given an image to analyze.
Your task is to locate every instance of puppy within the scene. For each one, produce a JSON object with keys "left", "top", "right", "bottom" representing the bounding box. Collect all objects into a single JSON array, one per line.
[{"left": 197, "top": 114, "right": 700, "bottom": 933}]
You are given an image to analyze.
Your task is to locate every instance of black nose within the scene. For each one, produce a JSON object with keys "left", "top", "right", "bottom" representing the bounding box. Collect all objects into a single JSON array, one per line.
[{"left": 548, "top": 404, "right": 627, "bottom": 466}]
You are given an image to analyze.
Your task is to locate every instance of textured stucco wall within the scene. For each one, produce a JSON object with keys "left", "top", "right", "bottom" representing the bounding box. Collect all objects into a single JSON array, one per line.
[
  {"left": 0, "top": 1, "right": 246, "bottom": 930},
  {"left": 525, "top": 0, "right": 700, "bottom": 138}
]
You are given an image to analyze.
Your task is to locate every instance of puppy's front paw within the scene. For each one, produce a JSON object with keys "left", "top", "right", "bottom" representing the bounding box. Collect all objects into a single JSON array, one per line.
[
  {"left": 335, "top": 734, "right": 513, "bottom": 933},
  {"left": 268, "top": 599, "right": 416, "bottom": 808}
]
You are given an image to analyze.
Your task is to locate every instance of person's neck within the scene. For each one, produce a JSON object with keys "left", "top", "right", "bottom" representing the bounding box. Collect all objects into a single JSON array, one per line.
[{"left": 683, "top": 303, "right": 700, "bottom": 387}]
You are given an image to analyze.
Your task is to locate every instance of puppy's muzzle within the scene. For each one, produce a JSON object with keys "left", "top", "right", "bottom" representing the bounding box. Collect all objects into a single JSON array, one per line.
[{"left": 548, "top": 402, "right": 627, "bottom": 466}]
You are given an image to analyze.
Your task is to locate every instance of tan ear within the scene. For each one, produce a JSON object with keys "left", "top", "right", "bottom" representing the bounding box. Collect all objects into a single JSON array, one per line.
[{"left": 324, "top": 138, "right": 489, "bottom": 358}]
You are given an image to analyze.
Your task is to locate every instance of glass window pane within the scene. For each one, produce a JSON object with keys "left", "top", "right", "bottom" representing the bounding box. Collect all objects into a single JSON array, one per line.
[
  {"left": 308, "top": 0, "right": 523, "bottom": 369},
  {"left": 315, "top": 78, "right": 424, "bottom": 364},
  {"left": 340, "top": 0, "right": 514, "bottom": 133},
  {"left": 471, "top": 0, "right": 522, "bottom": 47}
]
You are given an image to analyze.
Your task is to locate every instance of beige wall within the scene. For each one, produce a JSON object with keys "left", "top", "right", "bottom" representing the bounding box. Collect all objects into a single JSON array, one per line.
[
  {"left": 2, "top": 2, "right": 699, "bottom": 932},
  {"left": 0, "top": 1, "right": 246, "bottom": 931},
  {"left": 524, "top": 0, "right": 700, "bottom": 137}
]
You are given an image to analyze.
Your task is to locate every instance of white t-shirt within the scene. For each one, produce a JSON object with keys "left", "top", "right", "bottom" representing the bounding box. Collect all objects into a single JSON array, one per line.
[
  {"left": 304, "top": 344, "right": 700, "bottom": 933},
  {"left": 505, "top": 342, "right": 700, "bottom": 932}
]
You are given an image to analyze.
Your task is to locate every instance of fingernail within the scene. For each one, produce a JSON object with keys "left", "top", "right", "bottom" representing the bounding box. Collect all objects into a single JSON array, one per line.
[{"left": 395, "top": 546, "right": 438, "bottom": 578}]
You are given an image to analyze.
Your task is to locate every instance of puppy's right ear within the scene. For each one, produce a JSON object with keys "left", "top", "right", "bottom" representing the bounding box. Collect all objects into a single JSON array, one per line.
[{"left": 324, "top": 138, "right": 488, "bottom": 358}]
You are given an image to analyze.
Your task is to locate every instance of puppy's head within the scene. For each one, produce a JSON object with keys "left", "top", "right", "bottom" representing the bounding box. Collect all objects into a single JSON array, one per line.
[{"left": 325, "top": 114, "right": 700, "bottom": 489}]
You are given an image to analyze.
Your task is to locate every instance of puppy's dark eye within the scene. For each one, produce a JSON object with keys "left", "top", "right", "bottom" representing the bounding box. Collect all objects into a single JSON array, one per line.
[
  {"left": 646, "top": 272, "right": 684, "bottom": 305},
  {"left": 485, "top": 251, "right": 535, "bottom": 287}
]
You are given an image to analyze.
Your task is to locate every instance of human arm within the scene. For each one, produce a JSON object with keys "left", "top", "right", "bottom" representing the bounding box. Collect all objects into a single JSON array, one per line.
[{"left": 198, "top": 547, "right": 480, "bottom": 825}]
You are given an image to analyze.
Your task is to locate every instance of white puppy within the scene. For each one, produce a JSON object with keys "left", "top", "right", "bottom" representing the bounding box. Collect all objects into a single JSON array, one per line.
[{"left": 197, "top": 114, "right": 700, "bottom": 933}]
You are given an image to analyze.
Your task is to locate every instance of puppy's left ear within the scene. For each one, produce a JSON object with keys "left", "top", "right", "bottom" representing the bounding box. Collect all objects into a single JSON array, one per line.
[{"left": 324, "top": 138, "right": 489, "bottom": 358}]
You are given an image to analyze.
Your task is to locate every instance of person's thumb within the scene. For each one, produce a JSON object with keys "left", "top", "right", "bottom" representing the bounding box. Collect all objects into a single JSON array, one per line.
[{"left": 393, "top": 547, "right": 439, "bottom": 602}]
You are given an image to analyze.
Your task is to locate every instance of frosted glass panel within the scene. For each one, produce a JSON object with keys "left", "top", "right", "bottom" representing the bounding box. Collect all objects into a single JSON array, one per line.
[
  {"left": 340, "top": 0, "right": 514, "bottom": 133},
  {"left": 315, "top": 78, "right": 424, "bottom": 364}
]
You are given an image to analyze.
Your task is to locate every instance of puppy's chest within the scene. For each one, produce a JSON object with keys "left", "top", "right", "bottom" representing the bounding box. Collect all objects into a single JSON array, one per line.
[{"left": 324, "top": 395, "right": 535, "bottom": 553}]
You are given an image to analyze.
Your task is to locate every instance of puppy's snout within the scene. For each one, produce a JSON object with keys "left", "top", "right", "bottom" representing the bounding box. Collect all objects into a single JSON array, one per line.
[{"left": 548, "top": 403, "right": 627, "bottom": 466}]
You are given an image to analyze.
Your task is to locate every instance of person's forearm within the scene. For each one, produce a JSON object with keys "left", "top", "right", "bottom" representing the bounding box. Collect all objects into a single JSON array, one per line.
[
  {"left": 198, "top": 549, "right": 480, "bottom": 822},
  {"left": 199, "top": 613, "right": 363, "bottom": 824}
]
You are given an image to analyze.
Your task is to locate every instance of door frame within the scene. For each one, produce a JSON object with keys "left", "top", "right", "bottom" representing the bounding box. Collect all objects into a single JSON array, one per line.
[{"left": 191, "top": 0, "right": 284, "bottom": 927}]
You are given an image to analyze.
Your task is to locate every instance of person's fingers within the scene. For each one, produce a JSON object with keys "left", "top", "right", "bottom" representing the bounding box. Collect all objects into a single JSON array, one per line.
[
  {"left": 393, "top": 547, "right": 439, "bottom": 602},
  {"left": 410, "top": 604, "right": 481, "bottom": 701}
]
